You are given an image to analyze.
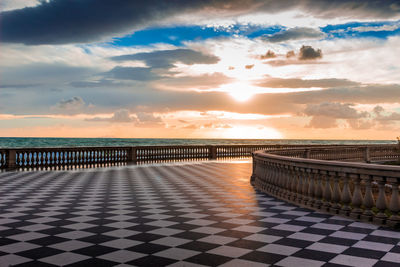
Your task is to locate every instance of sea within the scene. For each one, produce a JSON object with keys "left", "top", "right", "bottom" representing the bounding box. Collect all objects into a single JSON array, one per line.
[{"left": 0, "top": 137, "right": 396, "bottom": 148}]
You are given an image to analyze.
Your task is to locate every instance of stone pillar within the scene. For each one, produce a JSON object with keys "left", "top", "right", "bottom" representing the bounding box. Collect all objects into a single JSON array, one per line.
[
  {"left": 6, "top": 149, "right": 17, "bottom": 170},
  {"left": 364, "top": 147, "right": 371, "bottom": 163},
  {"left": 128, "top": 147, "right": 137, "bottom": 164},
  {"left": 208, "top": 146, "right": 217, "bottom": 160}
]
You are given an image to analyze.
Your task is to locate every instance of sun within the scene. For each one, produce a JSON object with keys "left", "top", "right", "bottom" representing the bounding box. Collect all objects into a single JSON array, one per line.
[{"left": 220, "top": 82, "right": 256, "bottom": 102}]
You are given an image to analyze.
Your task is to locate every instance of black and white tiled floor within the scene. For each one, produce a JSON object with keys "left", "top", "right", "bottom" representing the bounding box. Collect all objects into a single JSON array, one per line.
[{"left": 0, "top": 160, "right": 400, "bottom": 266}]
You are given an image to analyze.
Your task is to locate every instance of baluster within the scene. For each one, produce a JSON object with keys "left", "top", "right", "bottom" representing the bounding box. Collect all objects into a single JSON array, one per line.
[
  {"left": 286, "top": 167, "right": 294, "bottom": 200},
  {"left": 314, "top": 170, "right": 323, "bottom": 209},
  {"left": 291, "top": 168, "right": 299, "bottom": 202},
  {"left": 387, "top": 178, "right": 400, "bottom": 228},
  {"left": 296, "top": 168, "right": 304, "bottom": 204},
  {"left": 322, "top": 171, "right": 332, "bottom": 211},
  {"left": 331, "top": 172, "right": 342, "bottom": 214},
  {"left": 340, "top": 173, "right": 352, "bottom": 216},
  {"left": 302, "top": 169, "right": 309, "bottom": 205},
  {"left": 308, "top": 170, "right": 316, "bottom": 207},
  {"left": 374, "top": 176, "right": 388, "bottom": 224},
  {"left": 361, "top": 175, "right": 374, "bottom": 222},
  {"left": 350, "top": 174, "right": 363, "bottom": 219}
]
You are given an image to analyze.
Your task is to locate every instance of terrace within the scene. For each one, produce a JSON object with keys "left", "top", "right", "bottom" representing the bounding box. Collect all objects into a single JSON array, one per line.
[{"left": 0, "top": 145, "right": 399, "bottom": 266}]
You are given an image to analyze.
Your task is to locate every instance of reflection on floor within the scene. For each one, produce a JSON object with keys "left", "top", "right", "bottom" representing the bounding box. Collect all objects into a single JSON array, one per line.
[{"left": 0, "top": 160, "right": 399, "bottom": 266}]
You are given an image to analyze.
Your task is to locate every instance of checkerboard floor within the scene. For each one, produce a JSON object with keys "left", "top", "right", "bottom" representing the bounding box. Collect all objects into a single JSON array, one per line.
[{"left": 0, "top": 161, "right": 399, "bottom": 267}]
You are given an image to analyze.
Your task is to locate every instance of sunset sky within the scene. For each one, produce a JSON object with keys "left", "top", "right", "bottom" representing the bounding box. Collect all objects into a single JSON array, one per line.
[{"left": 1, "top": 0, "right": 400, "bottom": 139}]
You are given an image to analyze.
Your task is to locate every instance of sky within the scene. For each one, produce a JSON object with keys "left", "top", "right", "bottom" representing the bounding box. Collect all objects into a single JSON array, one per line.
[{"left": 1, "top": 0, "right": 400, "bottom": 139}]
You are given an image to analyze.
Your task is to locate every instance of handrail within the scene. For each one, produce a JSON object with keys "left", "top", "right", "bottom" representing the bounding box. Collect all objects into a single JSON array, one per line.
[
  {"left": 0, "top": 144, "right": 333, "bottom": 171},
  {"left": 251, "top": 145, "right": 400, "bottom": 228}
]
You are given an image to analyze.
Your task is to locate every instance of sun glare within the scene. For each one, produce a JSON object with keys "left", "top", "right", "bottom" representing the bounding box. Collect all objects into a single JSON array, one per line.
[
  {"left": 220, "top": 82, "right": 256, "bottom": 102},
  {"left": 223, "top": 125, "right": 283, "bottom": 139}
]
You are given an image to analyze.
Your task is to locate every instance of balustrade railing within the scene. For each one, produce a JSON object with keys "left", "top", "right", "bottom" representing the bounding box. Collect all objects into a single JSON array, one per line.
[
  {"left": 0, "top": 144, "right": 322, "bottom": 171},
  {"left": 251, "top": 145, "right": 400, "bottom": 228}
]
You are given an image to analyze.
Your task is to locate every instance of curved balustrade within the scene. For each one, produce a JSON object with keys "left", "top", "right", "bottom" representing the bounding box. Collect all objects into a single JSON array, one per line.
[{"left": 251, "top": 145, "right": 400, "bottom": 228}]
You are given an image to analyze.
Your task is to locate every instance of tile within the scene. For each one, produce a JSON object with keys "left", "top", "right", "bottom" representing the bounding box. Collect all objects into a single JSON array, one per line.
[
  {"left": 0, "top": 254, "right": 32, "bottom": 265},
  {"left": 353, "top": 240, "right": 394, "bottom": 252},
  {"left": 329, "top": 254, "right": 378, "bottom": 267},
  {"left": 151, "top": 237, "right": 191, "bottom": 247},
  {"left": 307, "top": 242, "right": 348, "bottom": 254},
  {"left": 100, "top": 239, "right": 143, "bottom": 249},
  {"left": 98, "top": 249, "right": 146, "bottom": 263},
  {"left": 288, "top": 232, "right": 325, "bottom": 242},
  {"left": 381, "top": 252, "right": 400, "bottom": 263},
  {"left": 49, "top": 240, "right": 92, "bottom": 251},
  {"left": 155, "top": 247, "right": 200, "bottom": 260},
  {"left": 40, "top": 252, "right": 90, "bottom": 265},
  {"left": 243, "top": 233, "right": 282, "bottom": 243},
  {"left": 257, "top": 244, "right": 301, "bottom": 255},
  {"left": 207, "top": 245, "right": 251, "bottom": 258},
  {"left": 329, "top": 231, "right": 367, "bottom": 240},
  {"left": 198, "top": 235, "right": 237, "bottom": 245},
  {"left": 219, "top": 259, "right": 268, "bottom": 267},
  {"left": 275, "top": 256, "right": 325, "bottom": 267}
]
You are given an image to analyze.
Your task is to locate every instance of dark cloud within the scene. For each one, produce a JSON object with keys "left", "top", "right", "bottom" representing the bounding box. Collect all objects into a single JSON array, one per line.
[
  {"left": 298, "top": 45, "right": 322, "bottom": 60},
  {"left": 0, "top": 63, "right": 97, "bottom": 84},
  {"left": 262, "top": 27, "right": 325, "bottom": 43},
  {"left": 56, "top": 96, "right": 85, "bottom": 109},
  {"left": 104, "top": 67, "right": 160, "bottom": 81},
  {"left": 255, "top": 77, "right": 359, "bottom": 88},
  {"left": 2, "top": 0, "right": 399, "bottom": 45},
  {"left": 111, "top": 49, "right": 219, "bottom": 69},
  {"left": 304, "top": 102, "right": 368, "bottom": 119}
]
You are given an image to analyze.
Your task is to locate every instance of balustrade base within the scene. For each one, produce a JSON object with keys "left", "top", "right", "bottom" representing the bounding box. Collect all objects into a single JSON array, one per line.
[{"left": 387, "top": 215, "right": 400, "bottom": 228}]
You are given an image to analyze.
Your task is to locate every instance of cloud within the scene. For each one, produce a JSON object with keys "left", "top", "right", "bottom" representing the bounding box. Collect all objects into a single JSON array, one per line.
[
  {"left": 307, "top": 116, "right": 338, "bottom": 128},
  {"left": 373, "top": 106, "right": 400, "bottom": 122},
  {"left": 111, "top": 49, "right": 219, "bottom": 69},
  {"left": 86, "top": 110, "right": 164, "bottom": 126},
  {"left": 2, "top": 0, "right": 400, "bottom": 45},
  {"left": 156, "top": 72, "right": 233, "bottom": 90},
  {"left": 304, "top": 102, "right": 373, "bottom": 129},
  {"left": 255, "top": 77, "right": 359, "bottom": 88},
  {"left": 286, "top": 50, "right": 295, "bottom": 58},
  {"left": 104, "top": 67, "right": 160, "bottom": 81},
  {"left": 203, "top": 123, "right": 232, "bottom": 128},
  {"left": 353, "top": 24, "right": 400, "bottom": 32},
  {"left": 260, "top": 50, "right": 276, "bottom": 59},
  {"left": 298, "top": 45, "right": 322, "bottom": 60},
  {"left": 262, "top": 27, "right": 325, "bottom": 43},
  {"left": 86, "top": 109, "right": 136, "bottom": 123},
  {"left": 56, "top": 96, "right": 85, "bottom": 109},
  {"left": 69, "top": 79, "right": 122, "bottom": 88},
  {"left": 304, "top": 102, "right": 368, "bottom": 119}
]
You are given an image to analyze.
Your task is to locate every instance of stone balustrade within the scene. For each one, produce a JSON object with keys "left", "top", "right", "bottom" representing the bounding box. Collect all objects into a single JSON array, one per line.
[
  {"left": 251, "top": 145, "right": 400, "bottom": 228},
  {"left": 0, "top": 144, "right": 323, "bottom": 171}
]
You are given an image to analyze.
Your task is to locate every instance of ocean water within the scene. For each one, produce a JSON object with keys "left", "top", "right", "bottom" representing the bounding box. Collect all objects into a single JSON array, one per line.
[{"left": 0, "top": 137, "right": 396, "bottom": 148}]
